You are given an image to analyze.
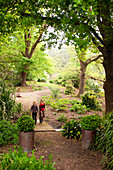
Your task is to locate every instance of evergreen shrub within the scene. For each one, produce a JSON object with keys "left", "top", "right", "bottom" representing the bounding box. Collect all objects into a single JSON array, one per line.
[
  {"left": 65, "top": 83, "right": 75, "bottom": 95},
  {"left": 81, "top": 91, "right": 102, "bottom": 111},
  {"left": 80, "top": 115, "right": 101, "bottom": 130},
  {"left": 0, "top": 120, "right": 19, "bottom": 145},
  {"left": 0, "top": 81, "right": 16, "bottom": 120},
  {"left": 17, "top": 115, "right": 35, "bottom": 132}
]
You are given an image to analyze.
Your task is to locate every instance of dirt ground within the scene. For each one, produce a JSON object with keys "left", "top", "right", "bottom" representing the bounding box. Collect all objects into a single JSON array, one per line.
[{"left": 1, "top": 84, "right": 105, "bottom": 169}]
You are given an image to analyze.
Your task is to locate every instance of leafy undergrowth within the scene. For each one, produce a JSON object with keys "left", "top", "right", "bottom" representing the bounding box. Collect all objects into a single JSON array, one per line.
[{"left": 16, "top": 82, "right": 105, "bottom": 129}]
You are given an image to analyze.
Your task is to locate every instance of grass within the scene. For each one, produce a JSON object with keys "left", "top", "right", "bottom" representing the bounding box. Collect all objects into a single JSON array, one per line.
[{"left": 27, "top": 81, "right": 64, "bottom": 89}]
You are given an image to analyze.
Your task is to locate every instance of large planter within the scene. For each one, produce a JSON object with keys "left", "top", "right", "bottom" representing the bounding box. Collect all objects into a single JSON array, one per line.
[
  {"left": 19, "top": 131, "right": 35, "bottom": 153},
  {"left": 81, "top": 129, "right": 96, "bottom": 149}
]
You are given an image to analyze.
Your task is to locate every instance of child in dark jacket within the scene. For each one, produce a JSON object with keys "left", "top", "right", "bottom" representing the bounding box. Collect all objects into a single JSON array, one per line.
[
  {"left": 31, "top": 101, "right": 38, "bottom": 125},
  {"left": 39, "top": 99, "right": 45, "bottom": 123}
]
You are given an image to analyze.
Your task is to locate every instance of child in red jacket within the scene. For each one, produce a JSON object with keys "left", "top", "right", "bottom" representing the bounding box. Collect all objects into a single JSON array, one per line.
[{"left": 39, "top": 99, "right": 45, "bottom": 123}]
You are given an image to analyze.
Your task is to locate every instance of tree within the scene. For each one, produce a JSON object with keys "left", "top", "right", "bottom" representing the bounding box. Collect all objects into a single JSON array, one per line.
[
  {"left": 19, "top": 25, "right": 49, "bottom": 86},
  {"left": 44, "top": 0, "right": 113, "bottom": 114},
  {"left": 0, "top": 31, "right": 53, "bottom": 86},
  {"left": 77, "top": 52, "right": 103, "bottom": 97},
  {"left": 1, "top": 0, "right": 113, "bottom": 114}
]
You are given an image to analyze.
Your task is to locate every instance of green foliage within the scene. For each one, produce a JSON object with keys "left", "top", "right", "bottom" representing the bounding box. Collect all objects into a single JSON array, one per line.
[
  {"left": 50, "top": 99, "right": 68, "bottom": 111},
  {"left": 0, "top": 31, "right": 53, "bottom": 85},
  {"left": 57, "top": 113, "right": 67, "bottom": 122},
  {"left": 81, "top": 91, "right": 102, "bottom": 111},
  {"left": 80, "top": 115, "right": 101, "bottom": 130},
  {"left": 0, "top": 120, "right": 19, "bottom": 145},
  {"left": 54, "top": 72, "right": 80, "bottom": 88},
  {"left": 15, "top": 102, "right": 23, "bottom": 114},
  {"left": 49, "top": 79, "right": 54, "bottom": 84},
  {"left": 42, "top": 96, "right": 53, "bottom": 105},
  {"left": 70, "top": 99, "right": 88, "bottom": 114},
  {"left": 70, "top": 99, "right": 80, "bottom": 105},
  {"left": 49, "top": 87, "right": 59, "bottom": 98},
  {"left": 85, "top": 79, "right": 101, "bottom": 94},
  {"left": 17, "top": 115, "right": 35, "bottom": 132},
  {"left": 65, "top": 82, "right": 75, "bottom": 95},
  {"left": 70, "top": 103, "right": 87, "bottom": 114},
  {"left": 62, "top": 119, "right": 82, "bottom": 140},
  {"left": 0, "top": 82, "right": 16, "bottom": 120},
  {"left": 91, "top": 112, "right": 113, "bottom": 169},
  {"left": 0, "top": 146, "right": 55, "bottom": 170}
]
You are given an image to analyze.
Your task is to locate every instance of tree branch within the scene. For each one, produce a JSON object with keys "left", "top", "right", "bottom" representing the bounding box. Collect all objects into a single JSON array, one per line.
[
  {"left": 25, "top": 31, "right": 31, "bottom": 57},
  {"left": 88, "top": 76, "right": 105, "bottom": 82},
  {"left": 20, "top": 50, "right": 25, "bottom": 57},
  {"left": 89, "top": 26, "right": 104, "bottom": 45},
  {"left": 85, "top": 55, "right": 103, "bottom": 65},
  {"left": 29, "top": 25, "right": 48, "bottom": 58},
  {"left": 90, "top": 34, "right": 103, "bottom": 53}
]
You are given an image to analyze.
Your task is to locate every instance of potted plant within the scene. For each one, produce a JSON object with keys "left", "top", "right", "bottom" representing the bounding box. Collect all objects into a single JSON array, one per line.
[
  {"left": 80, "top": 114, "right": 101, "bottom": 149},
  {"left": 17, "top": 114, "right": 35, "bottom": 153}
]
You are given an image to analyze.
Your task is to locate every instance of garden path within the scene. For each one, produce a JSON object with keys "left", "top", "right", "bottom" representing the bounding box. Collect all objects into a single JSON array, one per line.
[{"left": 14, "top": 85, "right": 104, "bottom": 169}]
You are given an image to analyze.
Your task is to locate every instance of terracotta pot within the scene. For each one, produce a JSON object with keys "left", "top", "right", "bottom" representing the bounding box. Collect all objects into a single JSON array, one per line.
[
  {"left": 81, "top": 129, "right": 96, "bottom": 149},
  {"left": 19, "top": 131, "right": 34, "bottom": 153}
]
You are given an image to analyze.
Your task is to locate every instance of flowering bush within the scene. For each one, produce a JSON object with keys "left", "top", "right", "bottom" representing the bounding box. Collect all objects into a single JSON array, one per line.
[{"left": 62, "top": 119, "right": 82, "bottom": 140}]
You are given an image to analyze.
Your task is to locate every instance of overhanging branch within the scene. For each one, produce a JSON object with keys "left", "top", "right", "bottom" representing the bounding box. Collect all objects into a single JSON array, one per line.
[
  {"left": 86, "top": 55, "right": 103, "bottom": 65},
  {"left": 88, "top": 75, "right": 105, "bottom": 82},
  {"left": 89, "top": 26, "right": 104, "bottom": 45}
]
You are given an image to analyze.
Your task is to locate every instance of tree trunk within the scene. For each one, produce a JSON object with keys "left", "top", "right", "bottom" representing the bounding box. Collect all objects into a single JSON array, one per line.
[
  {"left": 77, "top": 60, "right": 87, "bottom": 97},
  {"left": 103, "top": 47, "right": 113, "bottom": 114},
  {"left": 20, "top": 71, "right": 27, "bottom": 87}
]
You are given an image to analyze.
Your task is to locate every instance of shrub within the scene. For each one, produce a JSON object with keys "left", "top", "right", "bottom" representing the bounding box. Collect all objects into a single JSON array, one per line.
[
  {"left": 61, "top": 81, "right": 66, "bottom": 86},
  {"left": 51, "top": 100, "right": 68, "bottom": 111},
  {"left": 49, "top": 79, "right": 55, "bottom": 83},
  {"left": 49, "top": 87, "right": 59, "bottom": 98},
  {"left": 57, "top": 113, "right": 67, "bottom": 122},
  {"left": 62, "top": 119, "right": 82, "bottom": 140},
  {"left": 91, "top": 112, "right": 113, "bottom": 169},
  {"left": 17, "top": 115, "right": 35, "bottom": 132},
  {"left": 81, "top": 91, "right": 102, "bottom": 111},
  {"left": 15, "top": 102, "right": 23, "bottom": 114},
  {"left": 65, "top": 83, "right": 75, "bottom": 95},
  {"left": 80, "top": 114, "right": 101, "bottom": 130},
  {"left": 85, "top": 79, "right": 101, "bottom": 94},
  {"left": 0, "top": 120, "right": 19, "bottom": 145},
  {"left": 70, "top": 103, "right": 87, "bottom": 114},
  {"left": 69, "top": 99, "right": 88, "bottom": 114},
  {"left": 0, "top": 81, "right": 16, "bottom": 120},
  {"left": 70, "top": 99, "right": 81, "bottom": 105},
  {"left": 0, "top": 146, "right": 55, "bottom": 170}
]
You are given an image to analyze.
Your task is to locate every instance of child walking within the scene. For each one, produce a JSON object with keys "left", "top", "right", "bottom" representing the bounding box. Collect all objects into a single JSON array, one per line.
[
  {"left": 39, "top": 99, "right": 45, "bottom": 123},
  {"left": 31, "top": 101, "right": 38, "bottom": 125}
]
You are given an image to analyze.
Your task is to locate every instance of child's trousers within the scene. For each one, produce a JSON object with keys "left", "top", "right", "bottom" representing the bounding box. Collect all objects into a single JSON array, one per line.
[
  {"left": 39, "top": 111, "right": 45, "bottom": 123},
  {"left": 32, "top": 112, "right": 37, "bottom": 124}
]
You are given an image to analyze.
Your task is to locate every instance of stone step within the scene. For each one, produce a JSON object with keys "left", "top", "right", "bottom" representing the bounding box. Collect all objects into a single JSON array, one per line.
[{"left": 34, "top": 119, "right": 55, "bottom": 132}]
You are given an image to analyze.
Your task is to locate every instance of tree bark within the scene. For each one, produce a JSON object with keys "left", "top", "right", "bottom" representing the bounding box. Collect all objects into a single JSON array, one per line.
[
  {"left": 77, "top": 60, "right": 86, "bottom": 97},
  {"left": 103, "top": 47, "right": 113, "bottom": 114},
  {"left": 20, "top": 71, "right": 27, "bottom": 87},
  {"left": 77, "top": 55, "right": 103, "bottom": 97}
]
